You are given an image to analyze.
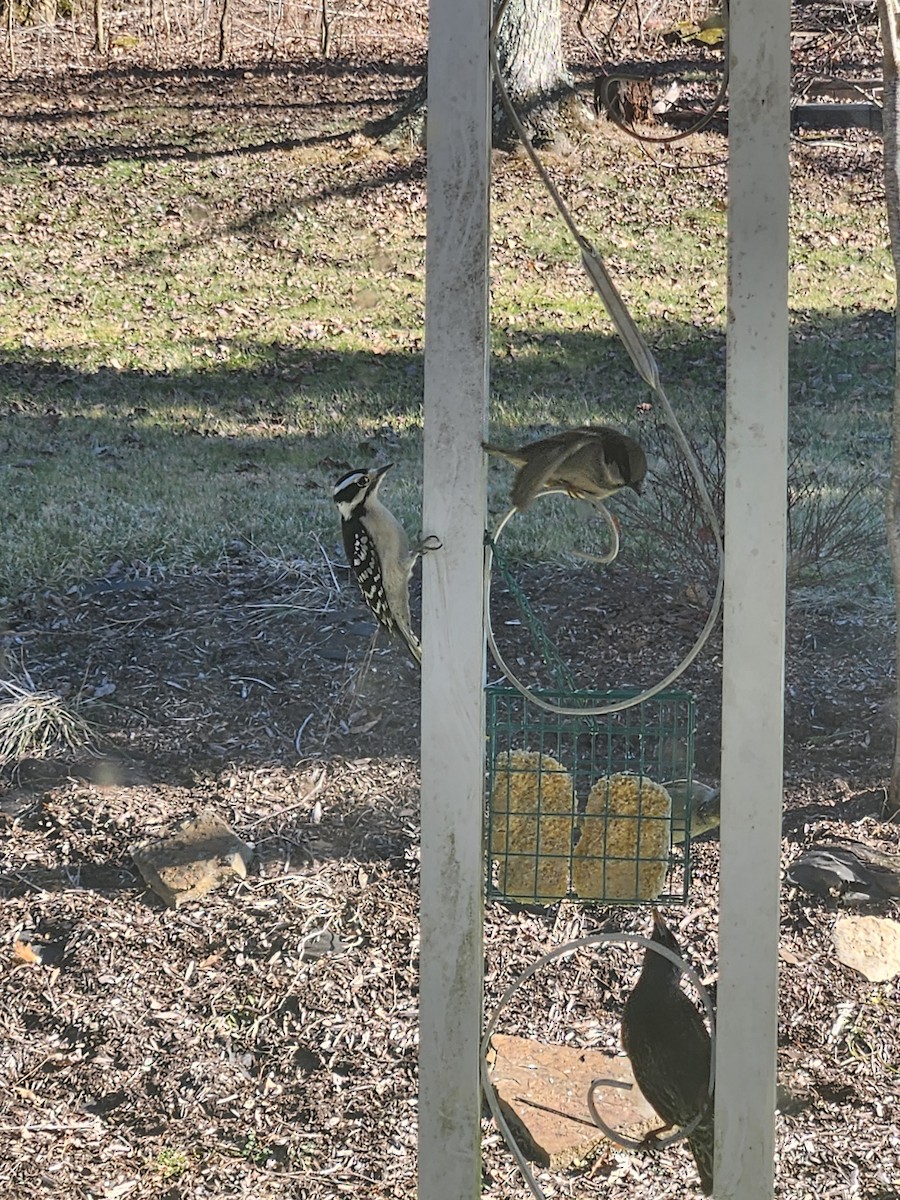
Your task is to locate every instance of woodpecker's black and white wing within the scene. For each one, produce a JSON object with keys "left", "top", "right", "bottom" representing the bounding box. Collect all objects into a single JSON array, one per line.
[
  {"left": 342, "top": 520, "right": 392, "bottom": 628},
  {"left": 340, "top": 519, "right": 422, "bottom": 664}
]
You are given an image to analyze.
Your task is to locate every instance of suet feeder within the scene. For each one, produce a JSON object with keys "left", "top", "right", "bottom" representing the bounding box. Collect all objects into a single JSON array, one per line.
[{"left": 485, "top": 685, "right": 696, "bottom": 905}]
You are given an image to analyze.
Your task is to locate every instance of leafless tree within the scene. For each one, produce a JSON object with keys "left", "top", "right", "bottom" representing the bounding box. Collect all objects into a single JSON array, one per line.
[
  {"left": 218, "top": 0, "right": 231, "bottom": 62},
  {"left": 93, "top": 0, "right": 105, "bottom": 52}
]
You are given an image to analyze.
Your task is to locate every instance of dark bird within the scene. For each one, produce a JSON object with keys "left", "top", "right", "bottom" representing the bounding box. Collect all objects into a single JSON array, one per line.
[
  {"left": 483, "top": 425, "right": 647, "bottom": 511},
  {"left": 621, "top": 909, "right": 714, "bottom": 1194},
  {"left": 333, "top": 464, "right": 439, "bottom": 665},
  {"left": 787, "top": 840, "right": 900, "bottom": 905},
  {"left": 665, "top": 778, "right": 721, "bottom": 845}
]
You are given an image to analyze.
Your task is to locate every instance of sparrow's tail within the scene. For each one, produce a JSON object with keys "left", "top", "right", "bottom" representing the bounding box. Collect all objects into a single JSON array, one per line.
[{"left": 482, "top": 441, "right": 525, "bottom": 467}]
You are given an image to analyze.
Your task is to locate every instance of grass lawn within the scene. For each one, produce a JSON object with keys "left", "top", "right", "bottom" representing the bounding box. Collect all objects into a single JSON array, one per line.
[{"left": 0, "top": 65, "right": 894, "bottom": 607}]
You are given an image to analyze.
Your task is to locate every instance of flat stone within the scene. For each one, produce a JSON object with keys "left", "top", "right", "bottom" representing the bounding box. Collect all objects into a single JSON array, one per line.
[
  {"left": 485, "top": 1033, "right": 658, "bottom": 1169},
  {"left": 833, "top": 914, "right": 900, "bottom": 982},
  {"left": 131, "top": 810, "right": 253, "bottom": 908}
]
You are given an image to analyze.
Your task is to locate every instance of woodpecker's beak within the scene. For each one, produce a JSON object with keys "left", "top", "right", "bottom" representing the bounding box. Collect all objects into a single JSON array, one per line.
[
  {"left": 372, "top": 462, "right": 394, "bottom": 481},
  {"left": 630, "top": 479, "right": 644, "bottom": 496},
  {"left": 651, "top": 907, "right": 666, "bottom": 935}
]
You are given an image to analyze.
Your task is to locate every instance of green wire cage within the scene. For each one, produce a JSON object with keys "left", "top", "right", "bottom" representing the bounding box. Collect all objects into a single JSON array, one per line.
[{"left": 485, "top": 685, "right": 697, "bottom": 906}]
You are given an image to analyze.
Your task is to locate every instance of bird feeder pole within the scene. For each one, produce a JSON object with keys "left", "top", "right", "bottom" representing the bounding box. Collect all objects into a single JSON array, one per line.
[
  {"left": 419, "top": 0, "right": 790, "bottom": 1196},
  {"left": 717, "top": 0, "right": 790, "bottom": 1194},
  {"left": 419, "top": 0, "right": 490, "bottom": 1197}
]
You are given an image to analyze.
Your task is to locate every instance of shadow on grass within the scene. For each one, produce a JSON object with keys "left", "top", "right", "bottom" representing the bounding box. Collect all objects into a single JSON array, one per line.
[
  {"left": 0, "top": 310, "right": 891, "bottom": 599},
  {"left": 4, "top": 125, "right": 373, "bottom": 170},
  {"left": 0, "top": 307, "right": 893, "bottom": 423},
  {"left": 2, "top": 57, "right": 423, "bottom": 169},
  {"left": 0, "top": 310, "right": 894, "bottom": 814},
  {"left": 0, "top": 341, "right": 425, "bottom": 420},
  {"left": 5, "top": 56, "right": 423, "bottom": 101}
]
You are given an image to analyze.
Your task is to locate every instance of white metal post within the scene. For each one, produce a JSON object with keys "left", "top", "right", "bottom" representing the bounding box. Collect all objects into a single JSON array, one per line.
[
  {"left": 419, "top": 1, "right": 491, "bottom": 1198},
  {"left": 717, "top": 0, "right": 790, "bottom": 1194}
]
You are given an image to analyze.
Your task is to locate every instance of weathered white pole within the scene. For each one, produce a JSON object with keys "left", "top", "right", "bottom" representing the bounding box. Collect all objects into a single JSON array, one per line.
[
  {"left": 717, "top": 0, "right": 790, "bottom": 1194},
  {"left": 419, "top": 0, "right": 490, "bottom": 1197}
]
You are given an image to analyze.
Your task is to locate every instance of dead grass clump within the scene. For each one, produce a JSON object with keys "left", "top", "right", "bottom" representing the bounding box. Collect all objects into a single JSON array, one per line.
[{"left": 0, "top": 672, "right": 96, "bottom": 767}]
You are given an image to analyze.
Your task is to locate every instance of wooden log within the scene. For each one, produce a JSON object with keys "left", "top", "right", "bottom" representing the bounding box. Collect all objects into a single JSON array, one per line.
[
  {"left": 594, "top": 73, "right": 655, "bottom": 125},
  {"left": 791, "top": 101, "right": 882, "bottom": 131}
]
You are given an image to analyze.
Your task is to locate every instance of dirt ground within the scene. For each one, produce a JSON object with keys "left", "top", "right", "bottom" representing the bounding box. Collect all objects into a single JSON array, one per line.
[{"left": 1, "top": 541, "right": 898, "bottom": 1200}]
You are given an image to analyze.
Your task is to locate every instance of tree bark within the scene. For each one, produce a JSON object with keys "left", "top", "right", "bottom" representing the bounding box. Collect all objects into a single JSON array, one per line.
[
  {"left": 365, "top": 0, "right": 587, "bottom": 149},
  {"left": 878, "top": 0, "right": 900, "bottom": 814},
  {"left": 492, "top": 0, "right": 575, "bottom": 148},
  {"left": 217, "top": 0, "right": 231, "bottom": 63},
  {"left": 93, "top": 0, "right": 105, "bottom": 53},
  {"left": 319, "top": 0, "right": 331, "bottom": 57},
  {"left": 5, "top": 0, "right": 14, "bottom": 76}
]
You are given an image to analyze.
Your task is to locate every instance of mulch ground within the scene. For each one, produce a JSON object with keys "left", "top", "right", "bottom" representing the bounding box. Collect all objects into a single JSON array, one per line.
[{"left": 1, "top": 544, "right": 898, "bottom": 1200}]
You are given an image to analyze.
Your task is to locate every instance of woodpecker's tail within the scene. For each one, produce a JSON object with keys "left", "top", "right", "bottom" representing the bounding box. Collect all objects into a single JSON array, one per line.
[{"left": 398, "top": 625, "right": 422, "bottom": 666}]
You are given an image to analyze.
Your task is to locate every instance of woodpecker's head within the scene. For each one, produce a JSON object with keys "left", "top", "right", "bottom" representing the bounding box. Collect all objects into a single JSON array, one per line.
[{"left": 332, "top": 463, "right": 393, "bottom": 520}]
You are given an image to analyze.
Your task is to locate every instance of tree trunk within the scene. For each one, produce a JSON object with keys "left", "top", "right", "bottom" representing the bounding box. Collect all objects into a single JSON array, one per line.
[
  {"left": 5, "top": 0, "right": 14, "bottom": 76},
  {"left": 319, "top": 0, "right": 331, "bottom": 57},
  {"left": 365, "top": 0, "right": 588, "bottom": 149},
  {"left": 878, "top": 0, "right": 900, "bottom": 815},
  {"left": 217, "top": 0, "right": 230, "bottom": 63},
  {"left": 492, "top": 0, "right": 575, "bottom": 148},
  {"left": 93, "top": 0, "right": 105, "bottom": 53}
]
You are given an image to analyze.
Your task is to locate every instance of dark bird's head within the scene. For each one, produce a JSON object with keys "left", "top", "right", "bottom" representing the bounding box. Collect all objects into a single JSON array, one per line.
[
  {"left": 332, "top": 463, "right": 393, "bottom": 520},
  {"left": 641, "top": 908, "right": 685, "bottom": 984}
]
